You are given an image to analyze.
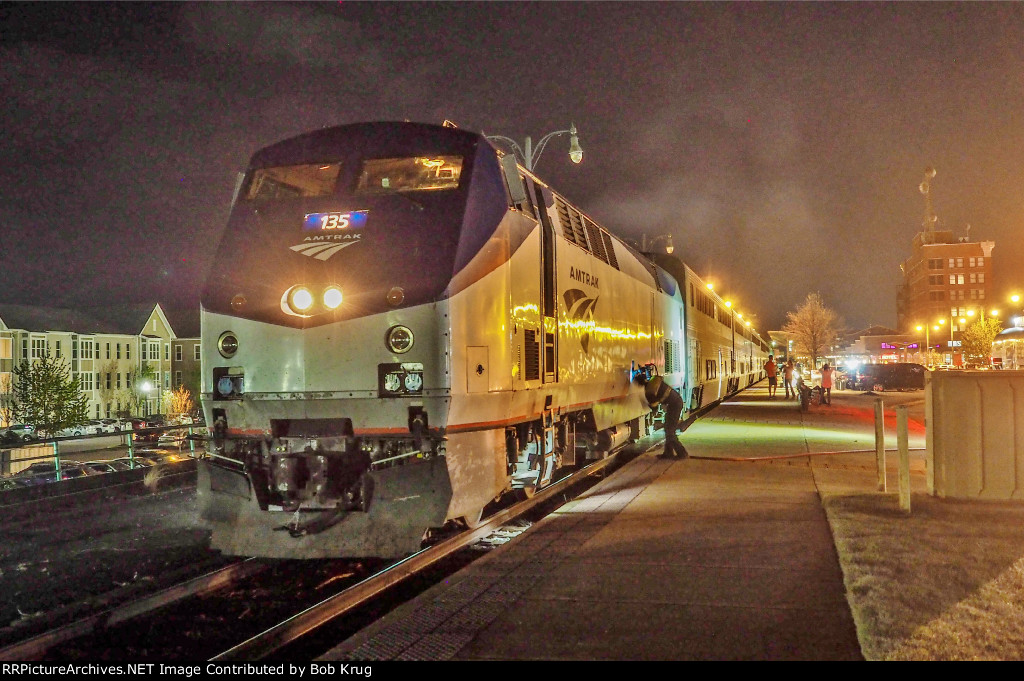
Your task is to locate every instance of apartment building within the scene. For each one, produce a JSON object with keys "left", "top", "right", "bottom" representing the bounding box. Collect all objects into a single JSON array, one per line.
[{"left": 0, "top": 303, "right": 199, "bottom": 424}]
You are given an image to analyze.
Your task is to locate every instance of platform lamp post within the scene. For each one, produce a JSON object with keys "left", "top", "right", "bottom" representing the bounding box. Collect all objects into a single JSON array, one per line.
[{"left": 484, "top": 123, "right": 583, "bottom": 172}]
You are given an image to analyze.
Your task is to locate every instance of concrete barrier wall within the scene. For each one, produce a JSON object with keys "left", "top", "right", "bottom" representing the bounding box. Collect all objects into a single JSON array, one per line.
[{"left": 928, "top": 370, "right": 1024, "bottom": 500}]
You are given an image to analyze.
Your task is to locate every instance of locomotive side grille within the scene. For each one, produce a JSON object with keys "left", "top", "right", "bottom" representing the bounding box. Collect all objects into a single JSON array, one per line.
[
  {"left": 601, "top": 230, "right": 619, "bottom": 269},
  {"left": 524, "top": 329, "right": 540, "bottom": 381},
  {"left": 555, "top": 196, "right": 590, "bottom": 250},
  {"left": 584, "top": 217, "right": 608, "bottom": 264}
]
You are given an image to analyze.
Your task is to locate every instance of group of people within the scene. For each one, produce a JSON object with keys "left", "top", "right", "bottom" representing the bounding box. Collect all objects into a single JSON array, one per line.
[
  {"left": 634, "top": 354, "right": 839, "bottom": 462},
  {"left": 764, "top": 355, "right": 834, "bottom": 405}
]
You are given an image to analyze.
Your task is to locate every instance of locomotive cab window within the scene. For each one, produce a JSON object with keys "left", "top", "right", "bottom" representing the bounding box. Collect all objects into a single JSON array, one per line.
[
  {"left": 356, "top": 156, "right": 463, "bottom": 194},
  {"left": 245, "top": 163, "right": 342, "bottom": 201}
]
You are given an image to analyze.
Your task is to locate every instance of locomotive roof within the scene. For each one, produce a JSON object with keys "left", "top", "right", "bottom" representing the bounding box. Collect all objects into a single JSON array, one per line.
[{"left": 249, "top": 121, "right": 482, "bottom": 167}]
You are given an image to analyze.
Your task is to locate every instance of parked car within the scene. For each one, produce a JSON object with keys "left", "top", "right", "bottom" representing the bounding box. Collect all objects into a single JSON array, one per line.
[
  {"left": 85, "top": 459, "right": 134, "bottom": 473},
  {"left": 59, "top": 463, "right": 104, "bottom": 479},
  {"left": 113, "top": 456, "right": 158, "bottom": 469},
  {"left": 848, "top": 363, "right": 926, "bottom": 391},
  {"left": 13, "top": 461, "right": 60, "bottom": 477},
  {"left": 58, "top": 424, "right": 88, "bottom": 437},
  {"left": 87, "top": 419, "right": 118, "bottom": 434},
  {"left": 3, "top": 424, "right": 37, "bottom": 442}
]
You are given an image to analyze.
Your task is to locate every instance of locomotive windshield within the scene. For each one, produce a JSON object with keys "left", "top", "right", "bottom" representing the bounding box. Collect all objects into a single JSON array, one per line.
[
  {"left": 356, "top": 156, "right": 463, "bottom": 194},
  {"left": 245, "top": 162, "right": 342, "bottom": 202}
]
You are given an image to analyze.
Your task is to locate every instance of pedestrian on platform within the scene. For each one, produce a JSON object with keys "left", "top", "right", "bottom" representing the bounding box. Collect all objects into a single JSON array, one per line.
[
  {"left": 764, "top": 355, "right": 778, "bottom": 398},
  {"left": 636, "top": 369, "right": 688, "bottom": 460},
  {"left": 821, "top": 363, "right": 834, "bottom": 405},
  {"left": 784, "top": 360, "right": 796, "bottom": 399}
]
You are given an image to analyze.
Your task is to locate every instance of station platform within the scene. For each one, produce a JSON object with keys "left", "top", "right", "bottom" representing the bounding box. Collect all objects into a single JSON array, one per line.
[{"left": 320, "top": 383, "right": 927, "bottom": 661}]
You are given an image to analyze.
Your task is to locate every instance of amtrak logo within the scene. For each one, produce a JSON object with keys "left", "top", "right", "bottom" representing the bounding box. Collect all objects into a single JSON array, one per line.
[
  {"left": 563, "top": 288, "right": 598, "bottom": 353},
  {"left": 290, "top": 234, "right": 362, "bottom": 261}
]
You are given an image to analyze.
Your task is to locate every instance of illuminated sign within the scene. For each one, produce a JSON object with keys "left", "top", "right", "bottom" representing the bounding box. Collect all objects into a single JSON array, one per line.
[{"left": 303, "top": 210, "right": 368, "bottom": 231}]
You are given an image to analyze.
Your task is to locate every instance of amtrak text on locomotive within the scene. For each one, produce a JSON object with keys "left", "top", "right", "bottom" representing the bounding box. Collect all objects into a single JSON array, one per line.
[{"left": 569, "top": 266, "right": 598, "bottom": 288}]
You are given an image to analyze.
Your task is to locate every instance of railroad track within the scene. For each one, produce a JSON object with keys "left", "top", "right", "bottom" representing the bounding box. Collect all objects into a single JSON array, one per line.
[{"left": 0, "top": 447, "right": 633, "bottom": 661}]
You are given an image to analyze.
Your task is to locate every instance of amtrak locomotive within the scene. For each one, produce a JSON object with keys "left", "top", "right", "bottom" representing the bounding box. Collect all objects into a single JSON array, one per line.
[{"left": 197, "top": 121, "right": 769, "bottom": 558}]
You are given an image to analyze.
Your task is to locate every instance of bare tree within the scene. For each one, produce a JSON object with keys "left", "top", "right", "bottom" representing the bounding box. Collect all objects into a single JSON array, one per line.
[
  {"left": 781, "top": 293, "right": 841, "bottom": 368},
  {"left": 167, "top": 385, "right": 196, "bottom": 422}
]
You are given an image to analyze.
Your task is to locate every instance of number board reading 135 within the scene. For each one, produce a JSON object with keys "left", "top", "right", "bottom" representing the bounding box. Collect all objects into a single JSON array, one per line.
[{"left": 304, "top": 210, "right": 368, "bottom": 231}]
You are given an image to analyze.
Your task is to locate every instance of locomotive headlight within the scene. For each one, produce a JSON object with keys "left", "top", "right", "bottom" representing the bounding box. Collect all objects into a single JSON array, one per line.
[
  {"left": 323, "top": 285, "right": 343, "bottom": 309},
  {"left": 289, "top": 286, "right": 314, "bottom": 313},
  {"left": 217, "top": 331, "right": 239, "bottom": 358},
  {"left": 385, "top": 325, "right": 414, "bottom": 354}
]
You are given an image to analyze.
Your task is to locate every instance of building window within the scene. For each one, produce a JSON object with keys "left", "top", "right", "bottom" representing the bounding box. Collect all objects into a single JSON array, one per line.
[
  {"left": 957, "top": 257, "right": 964, "bottom": 268},
  {"left": 126, "top": 373, "right": 131, "bottom": 389},
  {"left": 174, "top": 370, "right": 182, "bottom": 387},
  {"left": 194, "top": 345, "right": 201, "bottom": 361},
  {"left": 978, "top": 273, "right": 984, "bottom": 283},
  {"left": 106, "top": 343, "right": 110, "bottom": 360},
  {"left": 971, "top": 289, "right": 979, "bottom": 300},
  {"left": 175, "top": 345, "right": 182, "bottom": 362},
  {"left": 969, "top": 257, "right": 976, "bottom": 267},
  {"left": 948, "top": 258, "right": 955, "bottom": 268},
  {"left": 949, "top": 274, "right": 956, "bottom": 285},
  {"left": 105, "top": 373, "right": 112, "bottom": 390},
  {"left": 31, "top": 338, "right": 45, "bottom": 359},
  {"left": 929, "top": 258, "right": 944, "bottom": 269},
  {"left": 165, "top": 344, "right": 169, "bottom": 361},
  {"left": 81, "top": 373, "right": 93, "bottom": 391},
  {"left": 55, "top": 340, "right": 61, "bottom": 358},
  {"left": 164, "top": 371, "right": 170, "bottom": 389},
  {"left": 83, "top": 339, "right": 93, "bottom": 359},
  {"left": 126, "top": 344, "right": 130, "bottom": 360},
  {"left": 116, "top": 343, "right": 121, "bottom": 360},
  {"left": 116, "top": 373, "right": 121, "bottom": 389},
  {"left": 978, "top": 257, "right": 984, "bottom": 267}
]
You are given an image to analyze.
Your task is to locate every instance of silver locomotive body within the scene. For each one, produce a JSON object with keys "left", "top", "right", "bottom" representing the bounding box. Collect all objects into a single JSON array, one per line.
[{"left": 198, "top": 121, "right": 770, "bottom": 558}]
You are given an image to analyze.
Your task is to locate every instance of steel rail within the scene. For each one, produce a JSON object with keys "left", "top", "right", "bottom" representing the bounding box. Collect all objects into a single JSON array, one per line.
[{"left": 211, "top": 450, "right": 626, "bottom": 661}]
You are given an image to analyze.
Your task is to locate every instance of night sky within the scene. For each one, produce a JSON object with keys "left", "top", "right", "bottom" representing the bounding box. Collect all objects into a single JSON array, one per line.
[{"left": 3, "top": 2, "right": 1024, "bottom": 334}]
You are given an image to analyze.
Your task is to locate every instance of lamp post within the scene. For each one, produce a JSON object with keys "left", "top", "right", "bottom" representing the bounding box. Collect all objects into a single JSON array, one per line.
[
  {"left": 641, "top": 233, "right": 675, "bottom": 254},
  {"left": 485, "top": 123, "right": 582, "bottom": 172},
  {"left": 916, "top": 323, "right": 941, "bottom": 366},
  {"left": 140, "top": 380, "right": 153, "bottom": 417}
]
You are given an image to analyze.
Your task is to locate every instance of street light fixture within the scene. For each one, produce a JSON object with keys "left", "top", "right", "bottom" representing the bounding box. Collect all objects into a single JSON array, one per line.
[
  {"left": 484, "top": 123, "right": 583, "bottom": 172},
  {"left": 640, "top": 233, "right": 675, "bottom": 254}
]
